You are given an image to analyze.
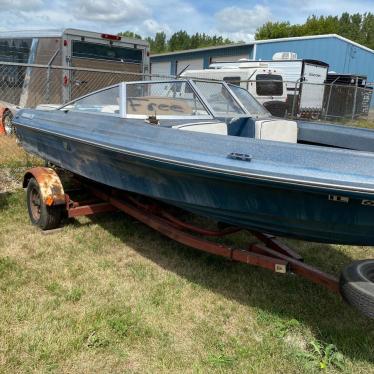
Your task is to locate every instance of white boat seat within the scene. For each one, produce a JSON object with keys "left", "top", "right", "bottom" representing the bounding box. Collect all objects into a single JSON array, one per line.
[
  {"left": 255, "top": 119, "right": 298, "bottom": 143},
  {"left": 173, "top": 119, "right": 298, "bottom": 143}
]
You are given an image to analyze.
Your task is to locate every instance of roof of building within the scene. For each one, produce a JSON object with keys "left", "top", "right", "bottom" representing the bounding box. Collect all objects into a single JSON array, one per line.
[{"left": 151, "top": 34, "right": 374, "bottom": 58}]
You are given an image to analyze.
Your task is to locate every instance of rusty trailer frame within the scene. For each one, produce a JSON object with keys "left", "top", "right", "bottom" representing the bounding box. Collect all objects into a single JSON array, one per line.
[
  {"left": 24, "top": 166, "right": 340, "bottom": 295},
  {"left": 65, "top": 181, "right": 340, "bottom": 295}
]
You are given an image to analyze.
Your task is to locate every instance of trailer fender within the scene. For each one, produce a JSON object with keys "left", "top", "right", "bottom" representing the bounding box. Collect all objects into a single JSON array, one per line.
[{"left": 23, "top": 167, "right": 66, "bottom": 206}]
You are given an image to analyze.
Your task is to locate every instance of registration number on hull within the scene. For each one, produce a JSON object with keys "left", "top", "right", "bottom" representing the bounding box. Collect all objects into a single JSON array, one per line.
[
  {"left": 362, "top": 200, "right": 374, "bottom": 206},
  {"left": 328, "top": 195, "right": 374, "bottom": 207}
]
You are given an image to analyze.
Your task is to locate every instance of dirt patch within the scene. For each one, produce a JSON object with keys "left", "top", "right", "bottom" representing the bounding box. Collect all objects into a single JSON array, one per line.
[{"left": 0, "top": 167, "right": 24, "bottom": 193}]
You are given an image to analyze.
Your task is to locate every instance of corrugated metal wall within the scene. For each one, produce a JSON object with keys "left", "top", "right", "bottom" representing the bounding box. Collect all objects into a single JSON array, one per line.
[
  {"left": 150, "top": 36, "right": 374, "bottom": 106},
  {"left": 151, "top": 36, "right": 374, "bottom": 82},
  {"left": 151, "top": 45, "right": 253, "bottom": 75},
  {"left": 255, "top": 36, "right": 374, "bottom": 83}
]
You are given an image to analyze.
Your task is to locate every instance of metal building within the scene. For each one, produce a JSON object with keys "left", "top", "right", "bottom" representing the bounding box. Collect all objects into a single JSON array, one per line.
[{"left": 150, "top": 34, "right": 374, "bottom": 84}]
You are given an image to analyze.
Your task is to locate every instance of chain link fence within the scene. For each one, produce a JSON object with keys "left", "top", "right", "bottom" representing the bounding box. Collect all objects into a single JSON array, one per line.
[
  {"left": 322, "top": 82, "right": 373, "bottom": 120},
  {"left": 213, "top": 78, "right": 374, "bottom": 121},
  {"left": 0, "top": 61, "right": 161, "bottom": 108},
  {"left": 1, "top": 61, "right": 374, "bottom": 193},
  {"left": 283, "top": 79, "right": 373, "bottom": 121}
]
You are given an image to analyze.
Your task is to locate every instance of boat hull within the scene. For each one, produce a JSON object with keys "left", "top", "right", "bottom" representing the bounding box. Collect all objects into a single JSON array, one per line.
[{"left": 16, "top": 124, "right": 374, "bottom": 245}]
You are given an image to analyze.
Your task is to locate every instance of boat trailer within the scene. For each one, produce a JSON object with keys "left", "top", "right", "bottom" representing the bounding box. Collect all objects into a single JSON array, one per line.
[{"left": 23, "top": 167, "right": 374, "bottom": 318}]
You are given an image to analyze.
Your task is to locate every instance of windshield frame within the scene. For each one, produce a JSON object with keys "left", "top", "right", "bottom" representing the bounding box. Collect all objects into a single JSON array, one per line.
[
  {"left": 190, "top": 79, "right": 248, "bottom": 118},
  {"left": 227, "top": 83, "right": 271, "bottom": 118},
  {"left": 58, "top": 78, "right": 253, "bottom": 120},
  {"left": 123, "top": 80, "right": 214, "bottom": 120},
  {"left": 58, "top": 83, "right": 122, "bottom": 117}
]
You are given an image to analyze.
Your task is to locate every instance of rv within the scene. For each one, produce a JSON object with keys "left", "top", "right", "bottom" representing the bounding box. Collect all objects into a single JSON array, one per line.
[
  {"left": 0, "top": 28, "right": 150, "bottom": 134},
  {"left": 182, "top": 62, "right": 287, "bottom": 117},
  {"left": 209, "top": 55, "right": 329, "bottom": 118}
]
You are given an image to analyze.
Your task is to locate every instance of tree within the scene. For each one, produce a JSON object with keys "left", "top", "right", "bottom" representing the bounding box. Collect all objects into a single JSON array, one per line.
[
  {"left": 118, "top": 29, "right": 235, "bottom": 54},
  {"left": 255, "top": 13, "right": 374, "bottom": 50},
  {"left": 118, "top": 31, "right": 142, "bottom": 40},
  {"left": 255, "top": 21, "right": 293, "bottom": 40},
  {"left": 168, "top": 30, "right": 191, "bottom": 51},
  {"left": 361, "top": 13, "right": 374, "bottom": 50},
  {"left": 153, "top": 32, "right": 167, "bottom": 53}
]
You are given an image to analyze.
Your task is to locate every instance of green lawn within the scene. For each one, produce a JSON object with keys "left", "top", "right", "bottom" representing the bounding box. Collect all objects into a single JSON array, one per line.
[
  {"left": 342, "top": 118, "right": 374, "bottom": 129},
  {"left": 1, "top": 126, "right": 374, "bottom": 373}
]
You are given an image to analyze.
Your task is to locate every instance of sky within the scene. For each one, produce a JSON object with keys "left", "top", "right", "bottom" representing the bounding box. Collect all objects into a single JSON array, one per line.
[{"left": 0, "top": 0, "right": 373, "bottom": 41}]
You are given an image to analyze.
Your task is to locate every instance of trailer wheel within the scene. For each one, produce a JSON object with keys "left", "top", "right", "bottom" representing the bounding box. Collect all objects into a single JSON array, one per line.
[
  {"left": 26, "top": 177, "right": 62, "bottom": 230},
  {"left": 3, "top": 110, "right": 14, "bottom": 135},
  {"left": 340, "top": 259, "right": 374, "bottom": 319}
]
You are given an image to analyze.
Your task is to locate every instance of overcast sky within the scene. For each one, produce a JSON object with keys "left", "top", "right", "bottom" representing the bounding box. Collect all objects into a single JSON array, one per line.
[{"left": 0, "top": 0, "right": 373, "bottom": 41}]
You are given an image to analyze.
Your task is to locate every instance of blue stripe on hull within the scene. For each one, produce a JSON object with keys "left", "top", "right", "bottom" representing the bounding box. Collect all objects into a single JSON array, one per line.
[{"left": 18, "top": 126, "right": 374, "bottom": 245}]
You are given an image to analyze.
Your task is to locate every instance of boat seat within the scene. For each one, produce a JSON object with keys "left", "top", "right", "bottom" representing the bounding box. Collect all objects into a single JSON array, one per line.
[
  {"left": 228, "top": 117, "right": 298, "bottom": 143},
  {"left": 255, "top": 119, "right": 298, "bottom": 143},
  {"left": 228, "top": 117, "right": 255, "bottom": 137},
  {"left": 173, "top": 118, "right": 298, "bottom": 143}
]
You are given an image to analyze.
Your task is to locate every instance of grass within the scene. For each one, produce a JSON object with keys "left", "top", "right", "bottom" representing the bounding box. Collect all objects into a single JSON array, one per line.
[
  {"left": 1, "top": 131, "right": 374, "bottom": 373},
  {"left": 341, "top": 118, "right": 374, "bottom": 129},
  {"left": 307, "top": 117, "right": 374, "bottom": 129},
  {"left": 0, "top": 136, "right": 43, "bottom": 193},
  {"left": 0, "top": 189, "right": 374, "bottom": 373}
]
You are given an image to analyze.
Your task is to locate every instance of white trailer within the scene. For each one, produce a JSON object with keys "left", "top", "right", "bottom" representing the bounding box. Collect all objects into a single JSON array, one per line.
[
  {"left": 0, "top": 28, "right": 150, "bottom": 133},
  {"left": 182, "top": 62, "right": 288, "bottom": 117},
  {"left": 0, "top": 29, "right": 149, "bottom": 134},
  {"left": 210, "top": 58, "right": 329, "bottom": 117}
]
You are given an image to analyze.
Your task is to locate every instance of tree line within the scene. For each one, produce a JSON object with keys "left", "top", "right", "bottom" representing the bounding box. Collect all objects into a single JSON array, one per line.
[
  {"left": 255, "top": 13, "right": 374, "bottom": 50},
  {"left": 118, "top": 12, "right": 374, "bottom": 54},
  {"left": 118, "top": 31, "right": 233, "bottom": 54}
]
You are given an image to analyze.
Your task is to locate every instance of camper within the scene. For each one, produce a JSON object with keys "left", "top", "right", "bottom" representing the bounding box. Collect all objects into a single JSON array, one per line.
[
  {"left": 0, "top": 28, "right": 150, "bottom": 134},
  {"left": 209, "top": 55, "right": 329, "bottom": 118},
  {"left": 182, "top": 62, "right": 287, "bottom": 117}
]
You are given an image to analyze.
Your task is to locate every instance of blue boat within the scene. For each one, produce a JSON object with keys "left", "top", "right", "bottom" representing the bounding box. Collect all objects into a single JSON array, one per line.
[{"left": 13, "top": 79, "right": 374, "bottom": 245}]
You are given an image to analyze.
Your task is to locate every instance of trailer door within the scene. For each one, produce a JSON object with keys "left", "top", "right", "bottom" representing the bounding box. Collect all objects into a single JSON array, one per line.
[
  {"left": 69, "top": 39, "right": 144, "bottom": 99},
  {"left": 299, "top": 62, "right": 328, "bottom": 112}
]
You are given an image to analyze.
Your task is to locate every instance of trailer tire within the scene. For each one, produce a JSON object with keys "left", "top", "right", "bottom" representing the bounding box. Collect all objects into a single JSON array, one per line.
[
  {"left": 340, "top": 259, "right": 374, "bottom": 319},
  {"left": 3, "top": 110, "right": 14, "bottom": 135},
  {"left": 26, "top": 177, "right": 62, "bottom": 230}
]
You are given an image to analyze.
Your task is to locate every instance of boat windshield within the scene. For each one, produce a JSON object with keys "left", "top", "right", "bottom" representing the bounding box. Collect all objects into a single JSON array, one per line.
[
  {"left": 125, "top": 81, "right": 210, "bottom": 118},
  {"left": 228, "top": 84, "right": 271, "bottom": 117},
  {"left": 59, "top": 79, "right": 265, "bottom": 120},
  {"left": 192, "top": 80, "right": 246, "bottom": 117},
  {"left": 61, "top": 86, "right": 120, "bottom": 114}
]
